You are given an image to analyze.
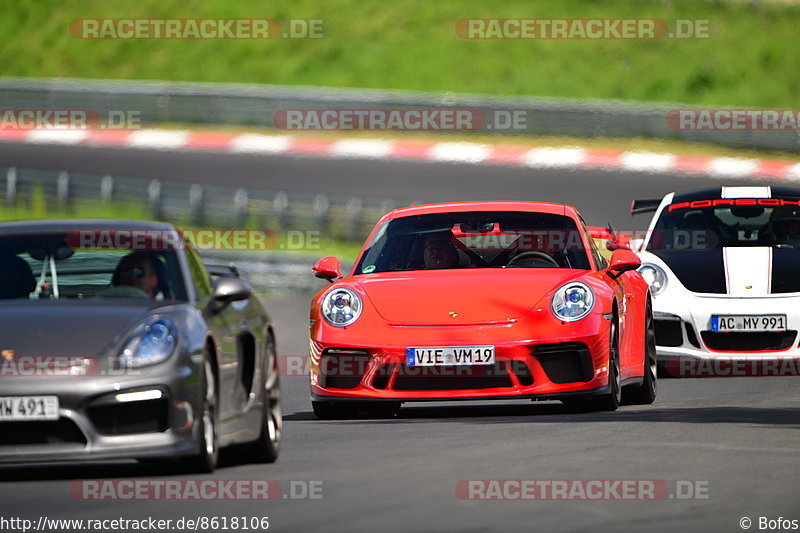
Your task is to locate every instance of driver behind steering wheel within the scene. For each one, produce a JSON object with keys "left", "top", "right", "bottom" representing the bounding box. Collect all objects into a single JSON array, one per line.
[
  {"left": 422, "top": 232, "right": 460, "bottom": 269},
  {"left": 768, "top": 207, "right": 800, "bottom": 247}
]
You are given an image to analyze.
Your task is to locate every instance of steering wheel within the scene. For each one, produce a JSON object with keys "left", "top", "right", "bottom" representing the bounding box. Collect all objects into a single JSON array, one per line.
[{"left": 505, "top": 251, "right": 560, "bottom": 268}]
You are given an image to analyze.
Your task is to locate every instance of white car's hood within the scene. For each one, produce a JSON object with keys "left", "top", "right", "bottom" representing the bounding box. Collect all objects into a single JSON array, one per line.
[{"left": 639, "top": 247, "right": 800, "bottom": 297}]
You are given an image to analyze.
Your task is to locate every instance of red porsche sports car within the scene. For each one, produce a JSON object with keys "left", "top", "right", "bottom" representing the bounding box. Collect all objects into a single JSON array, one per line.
[{"left": 309, "top": 201, "right": 656, "bottom": 418}]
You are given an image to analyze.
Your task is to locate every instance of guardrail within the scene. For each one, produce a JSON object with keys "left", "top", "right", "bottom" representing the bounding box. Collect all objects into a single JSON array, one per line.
[{"left": 0, "top": 77, "right": 797, "bottom": 152}]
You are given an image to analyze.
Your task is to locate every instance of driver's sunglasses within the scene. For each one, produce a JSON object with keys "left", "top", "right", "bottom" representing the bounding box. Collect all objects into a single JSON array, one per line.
[{"left": 120, "top": 267, "right": 150, "bottom": 278}]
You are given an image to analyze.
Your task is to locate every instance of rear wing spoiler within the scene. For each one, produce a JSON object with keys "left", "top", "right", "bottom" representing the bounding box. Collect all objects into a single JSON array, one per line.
[
  {"left": 630, "top": 199, "right": 662, "bottom": 215},
  {"left": 204, "top": 263, "right": 241, "bottom": 278}
]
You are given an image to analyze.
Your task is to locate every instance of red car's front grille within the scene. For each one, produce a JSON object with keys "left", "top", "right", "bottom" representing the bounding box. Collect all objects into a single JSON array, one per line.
[
  {"left": 532, "top": 342, "right": 594, "bottom": 384},
  {"left": 371, "top": 361, "right": 532, "bottom": 391},
  {"left": 318, "top": 349, "right": 372, "bottom": 389}
]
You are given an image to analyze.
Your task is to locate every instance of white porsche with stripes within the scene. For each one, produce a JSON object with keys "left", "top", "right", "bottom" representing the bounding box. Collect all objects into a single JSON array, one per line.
[{"left": 629, "top": 186, "right": 800, "bottom": 375}]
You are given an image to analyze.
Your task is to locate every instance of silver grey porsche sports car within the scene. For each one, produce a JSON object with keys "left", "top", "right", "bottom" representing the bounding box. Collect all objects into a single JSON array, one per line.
[{"left": 0, "top": 220, "right": 282, "bottom": 472}]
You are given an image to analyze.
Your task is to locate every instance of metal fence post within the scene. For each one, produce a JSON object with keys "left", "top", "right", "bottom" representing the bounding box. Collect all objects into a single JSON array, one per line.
[
  {"left": 313, "top": 194, "right": 330, "bottom": 234},
  {"left": 100, "top": 175, "right": 114, "bottom": 203},
  {"left": 346, "top": 197, "right": 363, "bottom": 241},
  {"left": 189, "top": 184, "right": 205, "bottom": 226},
  {"left": 5, "top": 168, "right": 17, "bottom": 207},
  {"left": 234, "top": 188, "right": 249, "bottom": 228},
  {"left": 379, "top": 199, "right": 395, "bottom": 217},
  {"left": 147, "top": 179, "right": 163, "bottom": 220},
  {"left": 56, "top": 171, "right": 70, "bottom": 210},
  {"left": 273, "top": 191, "right": 289, "bottom": 232}
]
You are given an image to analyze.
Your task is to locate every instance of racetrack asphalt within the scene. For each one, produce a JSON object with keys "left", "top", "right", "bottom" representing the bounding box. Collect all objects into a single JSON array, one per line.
[{"left": 0, "top": 142, "right": 798, "bottom": 533}]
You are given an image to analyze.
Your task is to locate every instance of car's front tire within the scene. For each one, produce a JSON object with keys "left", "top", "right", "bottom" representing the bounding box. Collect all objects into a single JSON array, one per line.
[
  {"left": 562, "top": 316, "right": 621, "bottom": 412},
  {"left": 176, "top": 353, "right": 219, "bottom": 473},
  {"left": 593, "top": 317, "right": 622, "bottom": 411},
  {"left": 241, "top": 335, "right": 282, "bottom": 463},
  {"left": 312, "top": 400, "right": 346, "bottom": 419},
  {"left": 623, "top": 301, "right": 658, "bottom": 405}
]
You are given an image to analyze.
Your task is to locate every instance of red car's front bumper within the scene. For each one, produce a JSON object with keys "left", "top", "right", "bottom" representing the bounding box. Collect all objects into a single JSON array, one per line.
[{"left": 310, "top": 313, "right": 615, "bottom": 402}]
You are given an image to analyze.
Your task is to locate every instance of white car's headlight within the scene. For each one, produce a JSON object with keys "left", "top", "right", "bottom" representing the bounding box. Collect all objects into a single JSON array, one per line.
[
  {"left": 551, "top": 282, "right": 595, "bottom": 322},
  {"left": 120, "top": 317, "right": 178, "bottom": 368},
  {"left": 638, "top": 264, "right": 668, "bottom": 296},
  {"left": 321, "top": 287, "right": 362, "bottom": 327}
]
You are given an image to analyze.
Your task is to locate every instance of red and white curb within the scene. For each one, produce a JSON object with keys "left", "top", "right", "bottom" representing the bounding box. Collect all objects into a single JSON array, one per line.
[{"left": 1, "top": 127, "right": 798, "bottom": 180}]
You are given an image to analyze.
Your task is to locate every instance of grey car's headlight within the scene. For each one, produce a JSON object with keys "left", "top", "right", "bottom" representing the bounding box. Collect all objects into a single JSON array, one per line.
[
  {"left": 120, "top": 317, "right": 179, "bottom": 368},
  {"left": 551, "top": 282, "right": 595, "bottom": 322},
  {"left": 638, "top": 264, "right": 668, "bottom": 296},
  {"left": 321, "top": 287, "right": 362, "bottom": 327}
]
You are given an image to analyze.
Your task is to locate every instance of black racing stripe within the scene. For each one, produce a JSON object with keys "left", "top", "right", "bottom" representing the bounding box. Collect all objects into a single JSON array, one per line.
[
  {"left": 771, "top": 248, "right": 800, "bottom": 293},
  {"left": 670, "top": 188, "right": 723, "bottom": 204},
  {"left": 651, "top": 249, "right": 727, "bottom": 294}
]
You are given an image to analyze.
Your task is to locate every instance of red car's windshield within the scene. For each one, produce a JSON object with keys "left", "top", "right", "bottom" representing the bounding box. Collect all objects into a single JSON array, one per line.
[{"left": 355, "top": 211, "right": 591, "bottom": 274}]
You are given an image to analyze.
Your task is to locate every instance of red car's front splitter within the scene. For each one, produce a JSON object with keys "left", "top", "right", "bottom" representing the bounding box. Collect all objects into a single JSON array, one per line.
[{"left": 309, "top": 338, "right": 613, "bottom": 402}]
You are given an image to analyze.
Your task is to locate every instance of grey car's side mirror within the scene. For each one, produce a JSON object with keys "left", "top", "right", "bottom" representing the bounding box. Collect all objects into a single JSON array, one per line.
[{"left": 211, "top": 276, "right": 252, "bottom": 304}]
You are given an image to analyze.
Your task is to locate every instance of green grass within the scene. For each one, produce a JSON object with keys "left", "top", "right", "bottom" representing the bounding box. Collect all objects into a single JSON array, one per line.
[
  {"left": 1, "top": 0, "right": 799, "bottom": 107},
  {"left": 0, "top": 192, "right": 151, "bottom": 222}
]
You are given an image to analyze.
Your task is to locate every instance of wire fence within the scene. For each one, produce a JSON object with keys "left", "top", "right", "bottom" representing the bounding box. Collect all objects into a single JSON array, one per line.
[
  {"left": 1, "top": 166, "right": 397, "bottom": 241},
  {"left": 0, "top": 166, "right": 383, "bottom": 292}
]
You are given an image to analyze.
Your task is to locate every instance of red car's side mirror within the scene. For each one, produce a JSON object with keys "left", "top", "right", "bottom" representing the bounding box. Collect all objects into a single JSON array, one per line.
[
  {"left": 608, "top": 249, "right": 641, "bottom": 278},
  {"left": 313, "top": 256, "right": 342, "bottom": 283}
]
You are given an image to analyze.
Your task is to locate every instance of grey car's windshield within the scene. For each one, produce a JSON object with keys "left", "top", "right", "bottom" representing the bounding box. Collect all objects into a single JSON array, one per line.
[
  {"left": 355, "top": 211, "right": 591, "bottom": 274},
  {"left": 0, "top": 233, "right": 187, "bottom": 301},
  {"left": 647, "top": 201, "right": 800, "bottom": 251}
]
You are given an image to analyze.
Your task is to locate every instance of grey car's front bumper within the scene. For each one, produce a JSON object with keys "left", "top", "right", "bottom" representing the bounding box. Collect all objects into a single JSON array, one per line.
[{"left": 0, "top": 356, "right": 203, "bottom": 465}]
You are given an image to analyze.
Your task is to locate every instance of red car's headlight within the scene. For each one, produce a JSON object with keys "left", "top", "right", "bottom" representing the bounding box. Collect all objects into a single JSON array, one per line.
[
  {"left": 321, "top": 287, "right": 363, "bottom": 327},
  {"left": 551, "top": 282, "right": 595, "bottom": 322}
]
